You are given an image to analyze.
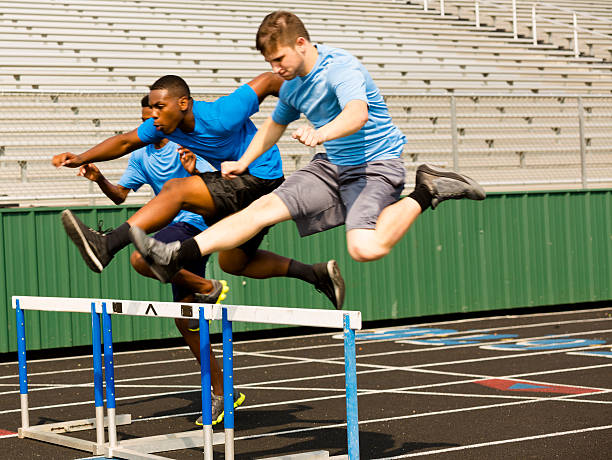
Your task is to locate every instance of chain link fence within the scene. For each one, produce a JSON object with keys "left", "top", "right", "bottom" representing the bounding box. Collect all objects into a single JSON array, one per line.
[{"left": 0, "top": 92, "right": 610, "bottom": 206}]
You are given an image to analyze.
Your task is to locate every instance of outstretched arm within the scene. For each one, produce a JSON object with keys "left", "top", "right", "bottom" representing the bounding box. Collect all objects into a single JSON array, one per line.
[
  {"left": 292, "top": 99, "right": 368, "bottom": 147},
  {"left": 221, "top": 116, "right": 287, "bottom": 178},
  {"left": 247, "top": 72, "right": 284, "bottom": 103},
  {"left": 78, "top": 164, "right": 130, "bottom": 205},
  {"left": 51, "top": 128, "right": 146, "bottom": 168}
]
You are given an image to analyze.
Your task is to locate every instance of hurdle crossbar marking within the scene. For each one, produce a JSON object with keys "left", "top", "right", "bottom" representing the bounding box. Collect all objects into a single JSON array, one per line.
[{"left": 12, "top": 297, "right": 362, "bottom": 330}]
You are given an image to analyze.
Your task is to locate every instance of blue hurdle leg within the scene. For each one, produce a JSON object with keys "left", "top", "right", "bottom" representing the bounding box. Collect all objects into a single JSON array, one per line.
[
  {"left": 91, "top": 302, "right": 105, "bottom": 447},
  {"left": 16, "top": 299, "right": 29, "bottom": 432},
  {"left": 222, "top": 307, "right": 235, "bottom": 459},
  {"left": 102, "top": 302, "right": 118, "bottom": 449},
  {"left": 344, "top": 314, "right": 360, "bottom": 459},
  {"left": 199, "top": 307, "right": 213, "bottom": 460}
]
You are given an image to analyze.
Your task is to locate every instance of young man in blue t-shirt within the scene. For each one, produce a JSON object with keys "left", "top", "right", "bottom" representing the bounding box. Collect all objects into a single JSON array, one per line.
[
  {"left": 51, "top": 72, "right": 345, "bottom": 310},
  {"left": 74, "top": 95, "right": 239, "bottom": 426},
  {"left": 128, "top": 11, "right": 486, "bottom": 283}
]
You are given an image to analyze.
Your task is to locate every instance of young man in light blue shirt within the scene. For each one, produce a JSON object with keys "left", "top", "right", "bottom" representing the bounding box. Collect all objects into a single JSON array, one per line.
[{"left": 129, "top": 11, "right": 486, "bottom": 283}]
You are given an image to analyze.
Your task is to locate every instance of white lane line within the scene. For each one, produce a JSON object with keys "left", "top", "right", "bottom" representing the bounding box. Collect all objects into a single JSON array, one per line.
[
  {"left": 231, "top": 392, "right": 612, "bottom": 444},
  {"left": 2, "top": 309, "right": 609, "bottom": 369},
  {"left": 0, "top": 345, "right": 192, "bottom": 366},
  {"left": 245, "top": 316, "right": 612, "bottom": 354},
  {"left": 0, "top": 359, "right": 310, "bottom": 397},
  {"left": 374, "top": 425, "right": 612, "bottom": 458},
  {"left": 238, "top": 344, "right": 611, "bottom": 388}
]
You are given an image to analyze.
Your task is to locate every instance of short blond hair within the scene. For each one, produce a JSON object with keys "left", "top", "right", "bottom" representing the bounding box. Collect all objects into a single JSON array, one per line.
[{"left": 256, "top": 11, "right": 310, "bottom": 55}]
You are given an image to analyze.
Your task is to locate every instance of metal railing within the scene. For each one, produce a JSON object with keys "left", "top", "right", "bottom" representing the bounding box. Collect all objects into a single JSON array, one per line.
[
  {"left": 417, "top": 0, "right": 612, "bottom": 58},
  {"left": 0, "top": 92, "right": 610, "bottom": 206}
]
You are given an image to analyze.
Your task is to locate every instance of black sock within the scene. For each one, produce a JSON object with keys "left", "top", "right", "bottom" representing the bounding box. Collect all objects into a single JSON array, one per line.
[
  {"left": 105, "top": 222, "right": 131, "bottom": 256},
  {"left": 408, "top": 183, "right": 432, "bottom": 212},
  {"left": 177, "top": 238, "right": 202, "bottom": 266},
  {"left": 286, "top": 259, "right": 317, "bottom": 285}
]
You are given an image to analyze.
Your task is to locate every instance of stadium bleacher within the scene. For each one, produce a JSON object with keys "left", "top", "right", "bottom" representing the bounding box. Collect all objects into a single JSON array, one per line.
[{"left": 0, "top": 0, "right": 610, "bottom": 206}]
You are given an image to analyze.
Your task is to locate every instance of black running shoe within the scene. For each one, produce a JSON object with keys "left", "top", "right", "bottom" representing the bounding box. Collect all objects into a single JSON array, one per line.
[
  {"left": 195, "top": 392, "right": 246, "bottom": 426},
  {"left": 416, "top": 164, "right": 486, "bottom": 209},
  {"left": 61, "top": 209, "right": 112, "bottom": 273},
  {"left": 313, "top": 260, "right": 345, "bottom": 310},
  {"left": 129, "top": 225, "right": 182, "bottom": 283}
]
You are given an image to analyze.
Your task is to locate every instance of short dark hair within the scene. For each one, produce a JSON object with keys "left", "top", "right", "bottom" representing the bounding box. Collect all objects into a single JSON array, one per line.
[
  {"left": 150, "top": 75, "right": 191, "bottom": 99},
  {"left": 140, "top": 94, "right": 150, "bottom": 108},
  {"left": 256, "top": 11, "right": 310, "bottom": 55}
]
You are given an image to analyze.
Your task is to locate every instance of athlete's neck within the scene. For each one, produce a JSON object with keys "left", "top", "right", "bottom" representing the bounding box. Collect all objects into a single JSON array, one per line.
[
  {"left": 154, "top": 138, "right": 169, "bottom": 150},
  {"left": 299, "top": 43, "right": 319, "bottom": 77},
  {"left": 179, "top": 99, "right": 195, "bottom": 133}
]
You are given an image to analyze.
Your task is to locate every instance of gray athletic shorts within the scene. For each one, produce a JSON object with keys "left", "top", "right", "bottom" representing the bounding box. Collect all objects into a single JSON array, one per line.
[{"left": 274, "top": 153, "right": 406, "bottom": 237}]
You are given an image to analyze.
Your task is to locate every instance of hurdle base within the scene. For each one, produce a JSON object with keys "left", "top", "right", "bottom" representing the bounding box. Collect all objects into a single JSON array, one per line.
[
  {"left": 106, "top": 429, "right": 224, "bottom": 459},
  {"left": 259, "top": 451, "right": 349, "bottom": 460},
  {"left": 18, "top": 413, "right": 132, "bottom": 454}
]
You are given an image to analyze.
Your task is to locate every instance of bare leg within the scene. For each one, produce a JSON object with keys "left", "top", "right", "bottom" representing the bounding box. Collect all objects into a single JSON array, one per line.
[
  {"left": 346, "top": 197, "right": 422, "bottom": 262},
  {"left": 218, "top": 249, "right": 291, "bottom": 278},
  {"left": 127, "top": 175, "right": 217, "bottom": 233},
  {"left": 193, "top": 193, "right": 292, "bottom": 256},
  {"left": 174, "top": 317, "right": 223, "bottom": 396}
]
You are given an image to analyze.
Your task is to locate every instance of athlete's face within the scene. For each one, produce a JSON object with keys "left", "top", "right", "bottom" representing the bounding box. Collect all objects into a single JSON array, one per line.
[
  {"left": 148, "top": 89, "right": 188, "bottom": 134},
  {"left": 141, "top": 106, "right": 153, "bottom": 123},
  {"left": 263, "top": 39, "right": 307, "bottom": 80}
]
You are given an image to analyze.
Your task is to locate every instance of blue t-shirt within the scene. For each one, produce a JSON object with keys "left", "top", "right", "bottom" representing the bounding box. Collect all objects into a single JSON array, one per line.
[
  {"left": 137, "top": 84, "right": 283, "bottom": 180},
  {"left": 118, "top": 141, "right": 213, "bottom": 231},
  {"left": 272, "top": 44, "right": 406, "bottom": 166}
]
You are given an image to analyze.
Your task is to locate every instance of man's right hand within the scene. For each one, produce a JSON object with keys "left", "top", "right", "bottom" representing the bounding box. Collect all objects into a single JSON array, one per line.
[
  {"left": 78, "top": 164, "right": 102, "bottom": 182},
  {"left": 221, "top": 160, "right": 247, "bottom": 179},
  {"left": 51, "top": 152, "right": 83, "bottom": 168}
]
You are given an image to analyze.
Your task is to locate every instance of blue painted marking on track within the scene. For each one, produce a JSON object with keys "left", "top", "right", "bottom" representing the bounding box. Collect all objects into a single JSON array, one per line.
[
  {"left": 482, "top": 338, "right": 606, "bottom": 351},
  {"left": 352, "top": 327, "right": 458, "bottom": 341},
  {"left": 509, "top": 383, "right": 550, "bottom": 390},
  {"left": 404, "top": 333, "right": 518, "bottom": 346}
]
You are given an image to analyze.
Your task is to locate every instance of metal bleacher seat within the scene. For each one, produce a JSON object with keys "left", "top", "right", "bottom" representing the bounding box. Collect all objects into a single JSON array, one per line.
[{"left": 0, "top": 0, "right": 610, "bottom": 205}]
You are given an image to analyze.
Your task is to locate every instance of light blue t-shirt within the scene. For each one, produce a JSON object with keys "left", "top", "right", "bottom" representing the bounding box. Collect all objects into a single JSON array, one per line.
[
  {"left": 118, "top": 141, "right": 213, "bottom": 231},
  {"left": 137, "top": 84, "right": 283, "bottom": 180},
  {"left": 272, "top": 44, "right": 406, "bottom": 166}
]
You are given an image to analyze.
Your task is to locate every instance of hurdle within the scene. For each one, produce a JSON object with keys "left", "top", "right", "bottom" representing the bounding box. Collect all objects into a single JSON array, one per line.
[{"left": 13, "top": 295, "right": 362, "bottom": 459}]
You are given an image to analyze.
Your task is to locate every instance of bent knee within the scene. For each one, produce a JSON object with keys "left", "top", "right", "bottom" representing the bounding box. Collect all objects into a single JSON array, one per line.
[
  {"left": 130, "top": 250, "right": 149, "bottom": 274},
  {"left": 218, "top": 249, "right": 248, "bottom": 276},
  {"left": 347, "top": 242, "right": 390, "bottom": 262}
]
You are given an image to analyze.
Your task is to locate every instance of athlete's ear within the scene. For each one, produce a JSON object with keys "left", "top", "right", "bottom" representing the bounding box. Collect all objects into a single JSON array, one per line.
[
  {"left": 178, "top": 96, "right": 190, "bottom": 111},
  {"left": 295, "top": 36, "right": 307, "bottom": 50}
]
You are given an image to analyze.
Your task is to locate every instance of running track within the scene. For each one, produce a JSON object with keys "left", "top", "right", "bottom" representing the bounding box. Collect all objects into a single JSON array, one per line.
[{"left": 1, "top": 305, "right": 611, "bottom": 458}]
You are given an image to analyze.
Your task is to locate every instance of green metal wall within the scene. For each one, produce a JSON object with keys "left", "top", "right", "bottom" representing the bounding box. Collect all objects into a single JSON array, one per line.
[{"left": 1, "top": 189, "right": 611, "bottom": 353}]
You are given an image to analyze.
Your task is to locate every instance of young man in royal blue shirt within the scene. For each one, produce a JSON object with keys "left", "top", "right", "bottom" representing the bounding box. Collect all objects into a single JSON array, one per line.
[
  {"left": 73, "top": 95, "right": 238, "bottom": 426},
  {"left": 128, "top": 11, "right": 485, "bottom": 283},
  {"left": 51, "top": 72, "right": 345, "bottom": 310}
]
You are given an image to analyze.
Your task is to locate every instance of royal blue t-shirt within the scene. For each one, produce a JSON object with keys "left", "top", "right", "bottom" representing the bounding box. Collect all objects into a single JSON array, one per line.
[
  {"left": 137, "top": 84, "right": 283, "bottom": 180},
  {"left": 272, "top": 44, "right": 406, "bottom": 166},
  {"left": 118, "top": 141, "right": 213, "bottom": 231}
]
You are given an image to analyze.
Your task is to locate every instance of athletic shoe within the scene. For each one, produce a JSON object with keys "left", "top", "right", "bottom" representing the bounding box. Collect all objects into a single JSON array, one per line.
[
  {"left": 61, "top": 209, "right": 112, "bottom": 273},
  {"left": 416, "top": 164, "right": 486, "bottom": 209},
  {"left": 129, "top": 225, "right": 182, "bottom": 283},
  {"left": 313, "top": 260, "right": 345, "bottom": 310},
  {"left": 195, "top": 392, "right": 246, "bottom": 426},
  {"left": 188, "top": 280, "right": 230, "bottom": 331}
]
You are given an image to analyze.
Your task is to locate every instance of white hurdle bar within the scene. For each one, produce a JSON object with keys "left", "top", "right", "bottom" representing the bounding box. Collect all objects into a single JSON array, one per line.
[{"left": 13, "top": 295, "right": 362, "bottom": 459}]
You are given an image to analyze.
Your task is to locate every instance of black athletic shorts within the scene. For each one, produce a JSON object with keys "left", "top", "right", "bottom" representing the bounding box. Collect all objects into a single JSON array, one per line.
[{"left": 196, "top": 171, "right": 285, "bottom": 256}]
